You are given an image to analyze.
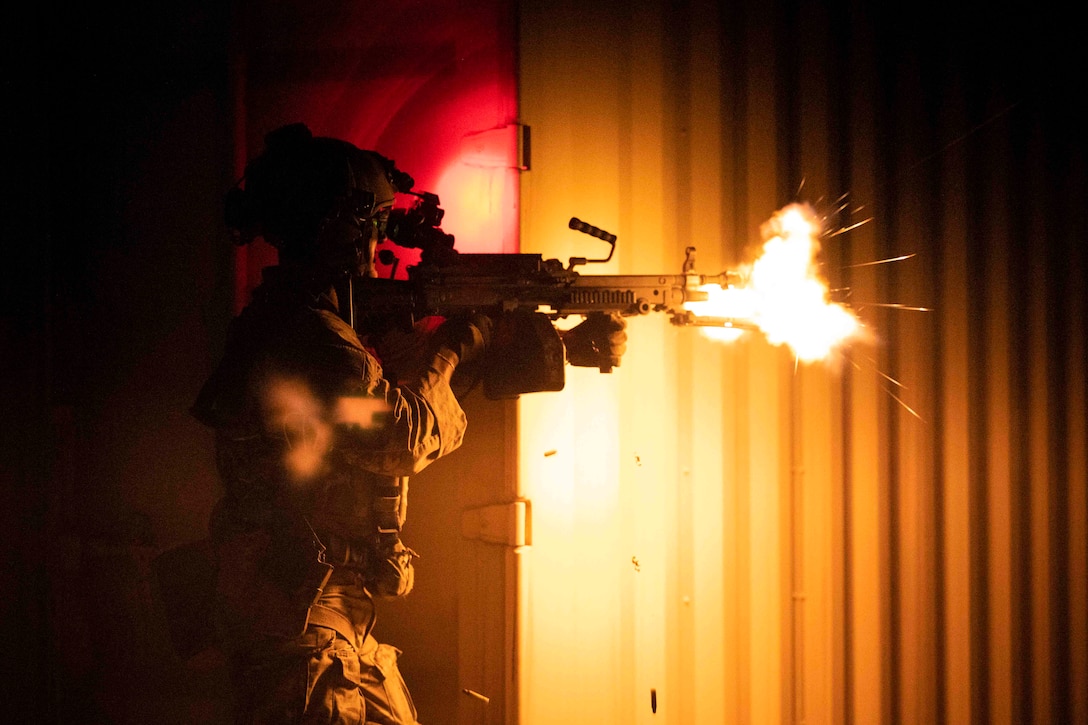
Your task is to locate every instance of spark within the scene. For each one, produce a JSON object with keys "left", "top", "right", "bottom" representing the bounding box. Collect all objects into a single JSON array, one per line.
[
  {"left": 824, "top": 192, "right": 852, "bottom": 219},
  {"left": 816, "top": 192, "right": 870, "bottom": 230},
  {"left": 841, "top": 352, "right": 925, "bottom": 421},
  {"left": 883, "top": 385, "right": 924, "bottom": 421},
  {"left": 823, "top": 217, "right": 874, "bottom": 239},
  {"left": 828, "top": 200, "right": 851, "bottom": 218},
  {"left": 857, "top": 302, "right": 933, "bottom": 312},
  {"left": 846, "top": 253, "right": 916, "bottom": 268},
  {"left": 680, "top": 196, "right": 929, "bottom": 427},
  {"left": 888, "top": 99, "right": 1022, "bottom": 187},
  {"left": 875, "top": 366, "right": 907, "bottom": 389}
]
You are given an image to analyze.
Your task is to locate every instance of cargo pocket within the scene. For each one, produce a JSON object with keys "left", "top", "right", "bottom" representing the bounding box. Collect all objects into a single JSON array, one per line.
[
  {"left": 358, "top": 644, "right": 419, "bottom": 725},
  {"left": 304, "top": 633, "right": 365, "bottom": 724},
  {"left": 365, "top": 539, "right": 418, "bottom": 599}
]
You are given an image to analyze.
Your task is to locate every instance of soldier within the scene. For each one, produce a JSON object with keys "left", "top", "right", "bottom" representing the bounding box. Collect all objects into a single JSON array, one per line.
[{"left": 190, "top": 123, "right": 625, "bottom": 723}]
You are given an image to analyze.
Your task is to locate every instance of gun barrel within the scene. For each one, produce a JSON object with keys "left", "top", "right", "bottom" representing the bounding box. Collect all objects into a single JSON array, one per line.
[{"left": 669, "top": 310, "right": 758, "bottom": 330}]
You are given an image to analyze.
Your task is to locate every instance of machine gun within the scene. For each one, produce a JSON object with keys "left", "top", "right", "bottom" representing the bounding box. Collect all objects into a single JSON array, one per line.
[{"left": 351, "top": 191, "right": 749, "bottom": 399}]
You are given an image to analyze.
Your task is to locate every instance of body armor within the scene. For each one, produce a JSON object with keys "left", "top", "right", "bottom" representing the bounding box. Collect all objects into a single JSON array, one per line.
[{"left": 193, "top": 265, "right": 465, "bottom": 642}]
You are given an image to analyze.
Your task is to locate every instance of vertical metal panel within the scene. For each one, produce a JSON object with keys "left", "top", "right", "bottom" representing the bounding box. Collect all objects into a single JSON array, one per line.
[
  {"left": 518, "top": 0, "right": 1087, "bottom": 722},
  {"left": 1065, "top": 149, "right": 1088, "bottom": 725},
  {"left": 980, "top": 72, "right": 1016, "bottom": 725}
]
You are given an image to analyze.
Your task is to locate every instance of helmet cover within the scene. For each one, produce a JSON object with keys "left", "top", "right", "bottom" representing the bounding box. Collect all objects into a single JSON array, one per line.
[{"left": 226, "top": 123, "right": 407, "bottom": 274}]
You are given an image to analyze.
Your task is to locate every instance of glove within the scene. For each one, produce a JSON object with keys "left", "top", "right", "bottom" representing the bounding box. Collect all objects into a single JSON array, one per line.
[
  {"left": 430, "top": 314, "right": 493, "bottom": 367},
  {"left": 369, "top": 316, "right": 444, "bottom": 383},
  {"left": 561, "top": 313, "right": 628, "bottom": 371}
]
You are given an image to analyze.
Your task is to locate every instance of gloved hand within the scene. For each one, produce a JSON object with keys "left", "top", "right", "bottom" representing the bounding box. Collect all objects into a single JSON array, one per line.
[
  {"left": 561, "top": 312, "right": 628, "bottom": 371},
  {"left": 369, "top": 317, "right": 444, "bottom": 383},
  {"left": 430, "top": 313, "right": 493, "bottom": 368}
]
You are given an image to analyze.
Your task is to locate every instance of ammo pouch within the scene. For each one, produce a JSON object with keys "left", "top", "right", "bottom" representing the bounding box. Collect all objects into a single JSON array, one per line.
[
  {"left": 365, "top": 536, "right": 419, "bottom": 598},
  {"left": 364, "top": 477, "right": 417, "bottom": 598}
]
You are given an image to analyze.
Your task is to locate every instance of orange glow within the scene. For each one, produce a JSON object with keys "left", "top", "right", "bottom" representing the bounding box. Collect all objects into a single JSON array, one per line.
[{"left": 684, "top": 203, "right": 860, "bottom": 361}]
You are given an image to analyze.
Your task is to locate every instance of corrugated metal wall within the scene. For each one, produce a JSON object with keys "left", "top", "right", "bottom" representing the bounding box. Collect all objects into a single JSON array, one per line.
[{"left": 518, "top": 0, "right": 1086, "bottom": 722}]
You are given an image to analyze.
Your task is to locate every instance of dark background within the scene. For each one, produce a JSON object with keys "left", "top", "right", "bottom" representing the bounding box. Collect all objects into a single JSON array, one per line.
[{"left": 4, "top": 3, "right": 237, "bottom": 721}]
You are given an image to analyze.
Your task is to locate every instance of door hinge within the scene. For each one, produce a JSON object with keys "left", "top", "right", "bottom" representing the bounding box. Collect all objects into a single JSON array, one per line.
[
  {"left": 460, "top": 124, "right": 530, "bottom": 170},
  {"left": 461, "top": 500, "right": 531, "bottom": 547}
]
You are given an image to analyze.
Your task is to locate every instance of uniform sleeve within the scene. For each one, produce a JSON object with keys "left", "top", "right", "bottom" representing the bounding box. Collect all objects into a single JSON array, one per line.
[
  {"left": 275, "top": 309, "right": 467, "bottom": 478},
  {"left": 341, "top": 351, "right": 467, "bottom": 476}
]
